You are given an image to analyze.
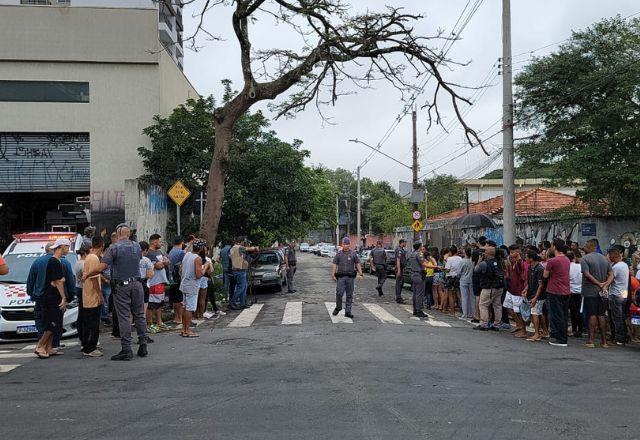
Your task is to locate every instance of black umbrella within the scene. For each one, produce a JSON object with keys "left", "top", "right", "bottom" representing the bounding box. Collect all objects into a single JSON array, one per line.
[{"left": 452, "top": 213, "right": 497, "bottom": 228}]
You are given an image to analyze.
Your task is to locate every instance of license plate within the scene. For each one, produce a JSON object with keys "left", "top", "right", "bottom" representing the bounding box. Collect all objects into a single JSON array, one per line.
[
  {"left": 254, "top": 280, "right": 261, "bottom": 285},
  {"left": 632, "top": 317, "right": 640, "bottom": 326},
  {"left": 16, "top": 324, "right": 37, "bottom": 334}
]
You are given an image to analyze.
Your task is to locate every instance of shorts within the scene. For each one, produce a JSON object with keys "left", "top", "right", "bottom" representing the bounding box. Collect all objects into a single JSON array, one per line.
[
  {"left": 149, "top": 283, "right": 165, "bottom": 296},
  {"left": 182, "top": 291, "right": 198, "bottom": 312},
  {"left": 42, "top": 303, "right": 64, "bottom": 332},
  {"left": 169, "top": 284, "right": 183, "bottom": 304},
  {"left": 530, "top": 299, "right": 545, "bottom": 316},
  {"left": 142, "top": 282, "right": 149, "bottom": 303},
  {"left": 199, "top": 277, "right": 209, "bottom": 290},
  {"left": 503, "top": 292, "right": 523, "bottom": 313},
  {"left": 147, "top": 301, "right": 163, "bottom": 310},
  {"left": 445, "top": 276, "right": 460, "bottom": 290},
  {"left": 584, "top": 296, "right": 607, "bottom": 317}
]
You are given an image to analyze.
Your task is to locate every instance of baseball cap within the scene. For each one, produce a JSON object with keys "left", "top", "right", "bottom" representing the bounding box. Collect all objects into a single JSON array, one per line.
[
  {"left": 50, "top": 238, "right": 71, "bottom": 249},
  {"left": 342, "top": 237, "right": 351, "bottom": 245}
]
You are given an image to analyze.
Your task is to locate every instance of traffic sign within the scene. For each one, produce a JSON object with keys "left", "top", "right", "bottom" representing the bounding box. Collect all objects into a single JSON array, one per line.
[
  {"left": 168, "top": 180, "right": 191, "bottom": 207},
  {"left": 412, "top": 220, "right": 423, "bottom": 233},
  {"left": 412, "top": 211, "right": 421, "bottom": 220}
]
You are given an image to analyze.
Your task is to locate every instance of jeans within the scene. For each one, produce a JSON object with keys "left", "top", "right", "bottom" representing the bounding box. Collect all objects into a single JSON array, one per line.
[
  {"left": 80, "top": 306, "right": 101, "bottom": 353},
  {"left": 479, "top": 288, "right": 502, "bottom": 327},
  {"left": 460, "top": 282, "right": 476, "bottom": 318},
  {"left": 223, "top": 272, "right": 235, "bottom": 303},
  {"left": 336, "top": 276, "right": 355, "bottom": 313},
  {"left": 609, "top": 295, "right": 628, "bottom": 343},
  {"left": 232, "top": 271, "right": 248, "bottom": 308},
  {"left": 101, "top": 283, "right": 111, "bottom": 321},
  {"left": 569, "top": 294, "right": 584, "bottom": 335},
  {"left": 286, "top": 265, "right": 297, "bottom": 292},
  {"left": 424, "top": 277, "right": 434, "bottom": 308},
  {"left": 34, "top": 298, "right": 62, "bottom": 347},
  {"left": 548, "top": 293, "right": 570, "bottom": 344}
]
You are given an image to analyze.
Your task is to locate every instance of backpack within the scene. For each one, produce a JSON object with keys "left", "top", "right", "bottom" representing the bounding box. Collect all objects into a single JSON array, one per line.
[{"left": 484, "top": 258, "right": 505, "bottom": 289}]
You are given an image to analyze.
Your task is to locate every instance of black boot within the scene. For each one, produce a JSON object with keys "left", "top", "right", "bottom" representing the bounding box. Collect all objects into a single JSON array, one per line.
[
  {"left": 137, "top": 343, "right": 148, "bottom": 358},
  {"left": 111, "top": 350, "right": 133, "bottom": 361},
  {"left": 332, "top": 308, "right": 341, "bottom": 316},
  {"left": 345, "top": 312, "right": 354, "bottom": 319}
]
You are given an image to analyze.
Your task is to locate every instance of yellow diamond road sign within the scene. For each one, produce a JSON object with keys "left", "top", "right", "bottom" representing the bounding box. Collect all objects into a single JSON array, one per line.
[
  {"left": 412, "top": 220, "right": 423, "bottom": 233},
  {"left": 168, "top": 180, "right": 191, "bottom": 206}
]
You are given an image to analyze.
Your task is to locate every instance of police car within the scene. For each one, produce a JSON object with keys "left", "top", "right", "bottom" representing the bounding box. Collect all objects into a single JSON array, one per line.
[{"left": 0, "top": 232, "right": 81, "bottom": 342}]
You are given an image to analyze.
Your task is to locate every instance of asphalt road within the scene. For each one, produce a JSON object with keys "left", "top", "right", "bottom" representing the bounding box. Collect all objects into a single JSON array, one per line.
[{"left": 1, "top": 253, "right": 639, "bottom": 440}]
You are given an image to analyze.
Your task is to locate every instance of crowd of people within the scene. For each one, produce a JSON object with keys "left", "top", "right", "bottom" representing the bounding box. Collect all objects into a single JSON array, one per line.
[
  {"left": 24, "top": 226, "right": 261, "bottom": 361},
  {"left": 400, "top": 235, "right": 637, "bottom": 348}
]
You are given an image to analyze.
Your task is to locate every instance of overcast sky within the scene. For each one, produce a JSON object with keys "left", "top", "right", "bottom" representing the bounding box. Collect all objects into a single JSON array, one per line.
[{"left": 183, "top": 0, "right": 637, "bottom": 191}]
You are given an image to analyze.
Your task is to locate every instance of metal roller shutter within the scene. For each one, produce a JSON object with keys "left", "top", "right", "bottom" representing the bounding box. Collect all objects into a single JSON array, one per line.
[{"left": 0, "top": 133, "right": 89, "bottom": 192}]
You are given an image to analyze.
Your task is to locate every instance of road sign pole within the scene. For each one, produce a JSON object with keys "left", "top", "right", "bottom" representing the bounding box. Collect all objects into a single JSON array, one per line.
[{"left": 176, "top": 203, "right": 181, "bottom": 236}]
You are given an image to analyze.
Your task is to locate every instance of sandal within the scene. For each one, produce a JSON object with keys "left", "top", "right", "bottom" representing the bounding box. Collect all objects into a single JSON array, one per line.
[
  {"left": 181, "top": 333, "right": 199, "bottom": 338},
  {"left": 584, "top": 343, "right": 595, "bottom": 348},
  {"left": 35, "top": 351, "right": 49, "bottom": 359},
  {"left": 49, "top": 350, "right": 64, "bottom": 356},
  {"left": 526, "top": 337, "right": 541, "bottom": 342}
]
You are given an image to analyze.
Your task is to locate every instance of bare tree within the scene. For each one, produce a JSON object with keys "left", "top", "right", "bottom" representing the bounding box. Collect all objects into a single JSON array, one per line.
[{"left": 188, "top": 0, "right": 485, "bottom": 245}]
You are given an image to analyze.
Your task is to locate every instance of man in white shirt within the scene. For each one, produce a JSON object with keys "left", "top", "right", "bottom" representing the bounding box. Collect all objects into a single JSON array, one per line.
[
  {"left": 607, "top": 248, "right": 629, "bottom": 345},
  {"left": 444, "top": 245, "right": 462, "bottom": 316},
  {"left": 568, "top": 250, "right": 584, "bottom": 337}
]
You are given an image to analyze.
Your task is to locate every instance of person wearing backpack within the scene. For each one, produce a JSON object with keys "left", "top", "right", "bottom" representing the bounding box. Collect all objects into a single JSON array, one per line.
[{"left": 474, "top": 246, "right": 504, "bottom": 331}]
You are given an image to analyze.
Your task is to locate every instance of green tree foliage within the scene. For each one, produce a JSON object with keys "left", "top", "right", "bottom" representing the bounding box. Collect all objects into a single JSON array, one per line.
[
  {"left": 514, "top": 16, "right": 640, "bottom": 214},
  {"left": 423, "top": 174, "right": 465, "bottom": 217},
  {"left": 138, "top": 96, "right": 335, "bottom": 246},
  {"left": 369, "top": 196, "right": 413, "bottom": 232}
]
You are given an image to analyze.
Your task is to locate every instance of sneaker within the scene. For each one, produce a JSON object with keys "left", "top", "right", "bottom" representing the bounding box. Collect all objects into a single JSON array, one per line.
[
  {"left": 489, "top": 325, "right": 500, "bottom": 332},
  {"left": 548, "top": 339, "right": 568, "bottom": 347},
  {"left": 203, "top": 311, "right": 215, "bottom": 319},
  {"left": 189, "top": 322, "right": 197, "bottom": 328},
  {"left": 474, "top": 325, "right": 489, "bottom": 331},
  {"left": 216, "top": 310, "right": 226, "bottom": 316},
  {"left": 413, "top": 311, "right": 426, "bottom": 318},
  {"left": 332, "top": 308, "right": 341, "bottom": 316},
  {"left": 376, "top": 287, "right": 383, "bottom": 297},
  {"left": 110, "top": 350, "right": 134, "bottom": 361},
  {"left": 396, "top": 299, "right": 405, "bottom": 304},
  {"left": 500, "top": 322, "right": 511, "bottom": 330},
  {"left": 83, "top": 349, "right": 104, "bottom": 357},
  {"left": 159, "top": 323, "right": 171, "bottom": 331},
  {"left": 470, "top": 318, "right": 480, "bottom": 324}
]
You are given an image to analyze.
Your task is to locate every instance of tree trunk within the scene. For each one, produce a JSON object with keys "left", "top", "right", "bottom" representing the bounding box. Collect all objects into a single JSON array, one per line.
[{"left": 200, "top": 120, "right": 233, "bottom": 245}]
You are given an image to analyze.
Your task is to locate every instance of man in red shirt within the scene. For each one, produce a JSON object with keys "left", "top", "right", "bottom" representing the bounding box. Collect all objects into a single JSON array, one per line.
[
  {"left": 544, "top": 238, "right": 571, "bottom": 347},
  {"left": 504, "top": 244, "right": 528, "bottom": 338}
]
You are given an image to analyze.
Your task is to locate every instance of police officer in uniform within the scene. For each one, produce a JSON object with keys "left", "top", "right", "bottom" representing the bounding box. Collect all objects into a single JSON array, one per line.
[
  {"left": 85, "top": 224, "right": 149, "bottom": 360},
  {"left": 394, "top": 239, "right": 407, "bottom": 304},
  {"left": 284, "top": 240, "right": 297, "bottom": 293},
  {"left": 408, "top": 242, "right": 429, "bottom": 318},
  {"left": 331, "top": 237, "right": 363, "bottom": 319},
  {"left": 369, "top": 240, "right": 387, "bottom": 296}
]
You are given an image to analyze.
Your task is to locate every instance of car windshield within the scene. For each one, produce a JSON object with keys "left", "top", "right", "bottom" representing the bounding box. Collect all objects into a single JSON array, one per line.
[
  {"left": 255, "top": 253, "right": 279, "bottom": 265},
  {"left": 0, "top": 252, "right": 78, "bottom": 284}
]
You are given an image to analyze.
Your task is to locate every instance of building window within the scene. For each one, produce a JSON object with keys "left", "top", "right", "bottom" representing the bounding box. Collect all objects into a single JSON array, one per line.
[{"left": 0, "top": 81, "right": 89, "bottom": 103}]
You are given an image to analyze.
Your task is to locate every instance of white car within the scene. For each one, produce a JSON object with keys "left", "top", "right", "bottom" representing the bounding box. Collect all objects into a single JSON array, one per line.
[
  {"left": 299, "top": 243, "right": 310, "bottom": 252},
  {"left": 320, "top": 245, "right": 337, "bottom": 258},
  {"left": 0, "top": 232, "right": 81, "bottom": 342}
]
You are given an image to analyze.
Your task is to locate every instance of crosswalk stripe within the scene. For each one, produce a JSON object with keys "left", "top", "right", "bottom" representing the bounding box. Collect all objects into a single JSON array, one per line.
[
  {"left": 399, "top": 305, "right": 451, "bottom": 327},
  {"left": 324, "top": 302, "right": 353, "bottom": 324},
  {"left": 363, "top": 303, "right": 403, "bottom": 324},
  {"left": 0, "top": 352, "right": 38, "bottom": 359},
  {"left": 227, "top": 304, "right": 264, "bottom": 328},
  {"left": 21, "top": 341, "right": 79, "bottom": 351},
  {"left": 281, "top": 302, "right": 303, "bottom": 325},
  {"left": 0, "top": 365, "right": 20, "bottom": 373}
]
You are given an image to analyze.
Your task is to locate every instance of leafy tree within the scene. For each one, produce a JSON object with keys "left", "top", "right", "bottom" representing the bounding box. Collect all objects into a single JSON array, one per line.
[
  {"left": 514, "top": 16, "right": 640, "bottom": 214},
  {"left": 369, "top": 196, "right": 412, "bottom": 233},
  {"left": 423, "top": 174, "right": 464, "bottom": 217},
  {"left": 184, "top": 1, "right": 485, "bottom": 244},
  {"left": 138, "top": 96, "right": 335, "bottom": 246}
]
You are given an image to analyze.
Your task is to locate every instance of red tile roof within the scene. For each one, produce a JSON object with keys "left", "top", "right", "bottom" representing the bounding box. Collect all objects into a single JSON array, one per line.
[{"left": 428, "top": 188, "right": 584, "bottom": 221}]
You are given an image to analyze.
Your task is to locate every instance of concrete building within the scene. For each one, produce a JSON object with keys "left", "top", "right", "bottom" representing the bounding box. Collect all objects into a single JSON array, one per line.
[{"left": 0, "top": 2, "right": 197, "bottom": 239}]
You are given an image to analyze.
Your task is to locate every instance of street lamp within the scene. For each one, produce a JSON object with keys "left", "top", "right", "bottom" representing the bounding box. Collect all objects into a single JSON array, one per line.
[{"left": 349, "top": 138, "right": 412, "bottom": 248}]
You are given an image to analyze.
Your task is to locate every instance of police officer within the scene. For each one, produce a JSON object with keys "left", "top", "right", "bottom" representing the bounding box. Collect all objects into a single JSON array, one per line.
[
  {"left": 284, "top": 240, "right": 297, "bottom": 293},
  {"left": 408, "top": 242, "right": 429, "bottom": 318},
  {"left": 85, "top": 224, "right": 149, "bottom": 360},
  {"left": 369, "top": 240, "right": 387, "bottom": 296},
  {"left": 331, "top": 237, "right": 363, "bottom": 319},
  {"left": 394, "top": 239, "right": 407, "bottom": 304}
]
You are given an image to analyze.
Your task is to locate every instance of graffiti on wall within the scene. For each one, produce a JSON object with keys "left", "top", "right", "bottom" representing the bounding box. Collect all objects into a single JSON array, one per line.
[
  {"left": 91, "top": 190, "right": 125, "bottom": 213},
  {"left": 124, "top": 179, "right": 168, "bottom": 241}
]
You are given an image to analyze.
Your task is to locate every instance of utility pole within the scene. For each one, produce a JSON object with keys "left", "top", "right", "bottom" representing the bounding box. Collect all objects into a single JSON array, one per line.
[
  {"left": 356, "top": 165, "right": 361, "bottom": 250},
  {"left": 412, "top": 108, "right": 419, "bottom": 243},
  {"left": 502, "top": 0, "right": 516, "bottom": 245},
  {"left": 336, "top": 194, "right": 340, "bottom": 246}
]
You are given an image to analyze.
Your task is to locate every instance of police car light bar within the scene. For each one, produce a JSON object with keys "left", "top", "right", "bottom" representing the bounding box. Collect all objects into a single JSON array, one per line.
[{"left": 13, "top": 233, "right": 77, "bottom": 242}]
